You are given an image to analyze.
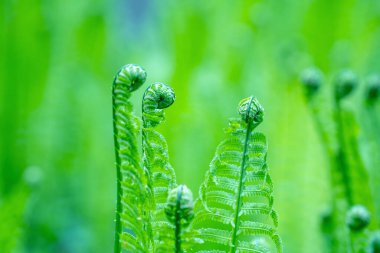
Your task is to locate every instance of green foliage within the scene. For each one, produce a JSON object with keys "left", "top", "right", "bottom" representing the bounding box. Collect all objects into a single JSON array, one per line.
[
  {"left": 365, "top": 75, "right": 380, "bottom": 104},
  {"left": 190, "top": 97, "right": 281, "bottom": 253},
  {"left": 112, "top": 66, "right": 282, "bottom": 253},
  {"left": 347, "top": 205, "right": 371, "bottom": 253},
  {"left": 301, "top": 68, "right": 323, "bottom": 97},
  {"left": 334, "top": 70, "right": 358, "bottom": 101},
  {"left": 142, "top": 82, "right": 177, "bottom": 251},
  {"left": 301, "top": 68, "right": 380, "bottom": 253},
  {"left": 347, "top": 205, "right": 371, "bottom": 232},
  {"left": 112, "top": 64, "right": 149, "bottom": 252},
  {"left": 0, "top": 185, "right": 28, "bottom": 252},
  {"left": 4, "top": 1, "right": 380, "bottom": 252},
  {"left": 162, "top": 185, "right": 194, "bottom": 253}
]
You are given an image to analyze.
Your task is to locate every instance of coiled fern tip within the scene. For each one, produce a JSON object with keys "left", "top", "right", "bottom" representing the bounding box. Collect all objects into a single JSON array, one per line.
[
  {"left": 165, "top": 184, "right": 194, "bottom": 226},
  {"left": 301, "top": 67, "right": 323, "bottom": 96},
  {"left": 238, "top": 96, "right": 264, "bottom": 126},
  {"left": 114, "top": 64, "right": 147, "bottom": 92},
  {"left": 334, "top": 70, "right": 358, "bottom": 100},
  {"left": 346, "top": 205, "right": 371, "bottom": 232}
]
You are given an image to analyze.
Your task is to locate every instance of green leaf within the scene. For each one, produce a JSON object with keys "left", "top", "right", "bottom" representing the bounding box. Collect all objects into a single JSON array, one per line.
[
  {"left": 112, "top": 64, "right": 149, "bottom": 253},
  {"left": 190, "top": 97, "right": 282, "bottom": 253}
]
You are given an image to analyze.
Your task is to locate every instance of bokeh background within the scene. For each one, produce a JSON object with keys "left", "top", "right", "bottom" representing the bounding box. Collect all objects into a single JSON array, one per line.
[{"left": 1, "top": 0, "right": 380, "bottom": 252}]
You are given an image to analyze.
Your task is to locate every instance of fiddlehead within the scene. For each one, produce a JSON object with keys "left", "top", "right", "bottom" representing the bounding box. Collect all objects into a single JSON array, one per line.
[
  {"left": 366, "top": 75, "right": 380, "bottom": 104},
  {"left": 363, "top": 75, "right": 380, "bottom": 224},
  {"left": 142, "top": 82, "right": 175, "bottom": 128},
  {"left": 347, "top": 205, "right": 371, "bottom": 232},
  {"left": 164, "top": 185, "right": 194, "bottom": 253},
  {"left": 238, "top": 96, "right": 264, "bottom": 127},
  {"left": 334, "top": 71, "right": 376, "bottom": 222},
  {"left": 301, "top": 67, "right": 323, "bottom": 98},
  {"left": 347, "top": 205, "right": 371, "bottom": 253},
  {"left": 112, "top": 64, "right": 148, "bottom": 252},
  {"left": 334, "top": 70, "right": 358, "bottom": 101},
  {"left": 301, "top": 67, "right": 348, "bottom": 253},
  {"left": 142, "top": 82, "right": 177, "bottom": 251},
  {"left": 191, "top": 96, "right": 282, "bottom": 253},
  {"left": 333, "top": 70, "right": 358, "bottom": 206}
]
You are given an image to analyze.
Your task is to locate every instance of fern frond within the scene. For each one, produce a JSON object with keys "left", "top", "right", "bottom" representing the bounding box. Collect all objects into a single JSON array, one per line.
[
  {"left": 142, "top": 82, "right": 178, "bottom": 251},
  {"left": 159, "top": 185, "right": 195, "bottom": 253},
  {"left": 346, "top": 205, "right": 371, "bottom": 252},
  {"left": 191, "top": 97, "right": 282, "bottom": 253},
  {"left": 112, "top": 64, "right": 149, "bottom": 253},
  {"left": 142, "top": 82, "right": 176, "bottom": 128},
  {"left": 334, "top": 71, "right": 377, "bottom": 227},
  {"left": 339, "top": 108, "right": 376, "bottom": 217}
]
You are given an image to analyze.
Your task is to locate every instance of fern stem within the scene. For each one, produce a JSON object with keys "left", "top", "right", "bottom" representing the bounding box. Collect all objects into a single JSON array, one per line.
[
  {"left": 112, "top": 64, "right": 147, "bottom": 253},
  {"left": 112, "top": 85, "right": 123, "bottom": 253},
  {"left": 334, "top": 100, "right": 353, "bottom": 205},
  {"left": 175, "top": 185, "right": 184, "bottom": 253},
  {"left": 230, "top": 97, "right": 254, "bottom": 253},
  {"left": 142, "top": 83, "right": 176, "bottom": 252}
]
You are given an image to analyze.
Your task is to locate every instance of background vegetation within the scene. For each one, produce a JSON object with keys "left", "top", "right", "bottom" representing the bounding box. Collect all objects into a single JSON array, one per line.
[{"left": 1, "top": 0, "right": 380, "bottom": 252}]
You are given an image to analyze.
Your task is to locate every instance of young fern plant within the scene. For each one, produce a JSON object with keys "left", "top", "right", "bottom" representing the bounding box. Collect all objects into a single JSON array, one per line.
[
  {"left": 112, "top": 64, "right": 150, "bottom": 252},
  {"left": 301, "top": 68, "right": 379, "bottom": 253},
  {"left": 164, "top": 185, "right": 195, "bottom": 253},
  {"left": 301, "top": 68, "right": 350, "bottom": 253},
  {"left": 112, "top": 64, "right": 194, "bottom": 253},
  {"left": 112, "top": 64, "right": 282, "bottom": 253},
  {"left": 362, "top": 75, "right": 380, "bottom": 224},
  {"left": 346, "top": 205, "right": 371, "bottom": 252},
  {"left": 190, "top": 97, "right": 282, "bottom": 253},
  {"left": 142, "top": 82, "right": 194, "bottom": 252}
]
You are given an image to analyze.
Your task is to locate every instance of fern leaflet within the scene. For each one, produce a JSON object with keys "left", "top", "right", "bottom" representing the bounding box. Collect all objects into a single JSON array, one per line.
[
  {"left": 112, "top": 64, "right": 149, "bottom": 252},
  {"left": 142, "top": 82, "right": 179, "bottom": 252},
  {"left": 190, "top": 97, "right": 282, "bottom": 253}
]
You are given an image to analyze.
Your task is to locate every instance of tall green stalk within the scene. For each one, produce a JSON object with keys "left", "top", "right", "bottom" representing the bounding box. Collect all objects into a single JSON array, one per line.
[{"left": 112, "top": 64, "right": 147, "bottom": 253}]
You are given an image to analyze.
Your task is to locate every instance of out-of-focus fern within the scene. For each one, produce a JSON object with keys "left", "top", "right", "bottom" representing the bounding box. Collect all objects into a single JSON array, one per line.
[
  {"left": 301, "top": 68, "right": 380, "bottom": 253},
  {"left": 0, "top": 184, "right": 28, "bottom": 253},
  {"left": 346, "top": 205, "right": 371, "bottom": 253},
  {"left": 362, "top": 75, "right": 380, "bottom": 224},
  {"left": 112, "top": 64, "right": 149, "bottom": 252},
  {"left": 301, "top": 68, "right": 347, "bottom": 252},
  {"left": 141, "top": 82, "right": 178, "bottom": 251},
  {"left": 190, "top": 96, "right": 282, "bottom": 253},
  {"left": 334, "top": 71, "right": 377, "bottom": 229}
]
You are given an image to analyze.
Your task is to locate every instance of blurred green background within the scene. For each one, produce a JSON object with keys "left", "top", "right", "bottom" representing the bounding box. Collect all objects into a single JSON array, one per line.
[{"left": 1, "top": 0, "right": 380, "bottom": 252}]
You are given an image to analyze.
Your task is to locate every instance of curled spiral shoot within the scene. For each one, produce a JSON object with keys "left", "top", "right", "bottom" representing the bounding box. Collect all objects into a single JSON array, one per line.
[
  {"left": 114, "top": 64, "right": 147, "bottom": 93},
  {"left": 142, "top": 82, "right": 175, "bottom": 128},
  {"left": 142, "top": 82, "right": 177, "bottom": 251},
  {"left": 165, "top": 185, "right": 194, "bottom": 253},
  {"left": 346, "top": 205, "right": 371, "bottom": 253},
  {"left": 112, "top": 64, "right": 147, "bottom": 253},
  {"left": 346, "top": 205, "right": 371, "bottom": 232},
  {"left": 165, "top": 185, "right": 194, "bottom": 226},
  {"left": 334, "top": 70, "right": 358, "bottom": 101},
  {"left": 301, "top": 67, "right": 323, "bottom": 97},
  {"left": 366, "top": 74, "right": 380, "bottom": 103},
  {"left": 238, "top": 96, "right": 264, "bottom": 127}
]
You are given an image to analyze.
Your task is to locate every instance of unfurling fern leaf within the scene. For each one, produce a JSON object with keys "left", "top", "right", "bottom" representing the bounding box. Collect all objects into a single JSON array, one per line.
[
  {"left": 142, "top": 82, "right": 178, "bottom": 251},
  {"left": 112, "top": 64, "right": 149, "bottom": 252},
  {"left": 191, "top": 96, "right": 282, "bottom": 253},
  {"left": 346, "top": 205, "right": 371, "bottom": 252},
  {"left": 156, "top": 185, "right": 195, "bottom": 253}
]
